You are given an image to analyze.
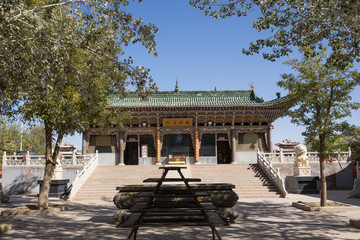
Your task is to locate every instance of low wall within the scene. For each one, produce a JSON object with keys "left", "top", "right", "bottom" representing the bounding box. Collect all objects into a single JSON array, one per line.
[
  {"left": 95, "top": 153, "right": 258, "bottom": 165},
  {"left": 98, "top": 153, "right": 119, "bottom": 165},
  {"left": 236, "top": 151, "right": 257, "bottom": 164},
  {"left": 139, "top": 157, "right": 213, "bottom": 165},
  {"left": 272, "top": 161, "right": 353, "bottom": 190},
  {"left": 198, "top": 157, "right": 217, "bottom": 164},
  {"left": 2, "top": 166, "right": 83, "bottom": 195},
  {"left": 84, "top": 153, "right": 258, "bottom": 165}
]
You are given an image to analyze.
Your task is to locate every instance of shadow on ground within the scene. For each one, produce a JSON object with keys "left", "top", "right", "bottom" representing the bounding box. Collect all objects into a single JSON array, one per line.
[
  {"left": 232, "top": 200, "right": 360, "bottom": 240},
  {"left": 0, "top": 194, "right": 359, "bottom": 239}
]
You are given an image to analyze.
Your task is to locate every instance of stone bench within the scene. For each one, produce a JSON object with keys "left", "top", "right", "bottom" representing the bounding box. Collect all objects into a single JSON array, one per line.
[{"left": 113, "top": 183, "right": 239, "bottom": 224}]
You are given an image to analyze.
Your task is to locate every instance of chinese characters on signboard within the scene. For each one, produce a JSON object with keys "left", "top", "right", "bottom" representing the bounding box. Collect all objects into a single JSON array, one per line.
[
  {"left": 141, "top": 144, "right": 148, "bottom": 158},
  {"left": 162, "top": 118, "right": 193, "bottom": 127},
  {"left": 156, "top": 131, "right": 161, "bottom": 162},
  {"left": 194, "top": 130, "right": 199, "bottom": 162}
]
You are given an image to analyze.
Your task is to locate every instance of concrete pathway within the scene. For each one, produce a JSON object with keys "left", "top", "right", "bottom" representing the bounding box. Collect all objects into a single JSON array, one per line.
[{"left": 0, "top": 191, "right": 359, "bottom": 239}]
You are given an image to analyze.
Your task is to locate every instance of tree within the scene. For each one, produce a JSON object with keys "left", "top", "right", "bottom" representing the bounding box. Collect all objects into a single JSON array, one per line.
[
  {"left": 278, "top": 47, "right": 360, "bottom": 206},
  {"left": 0, "top": 1, "right": 158, "bottom": 209},
  {"left": 22, "top": 124, "right": 46, "bottom": 155},
  {"left": 0, "top": 118, "right": 21, "bottom": 159},
  {"left": 190, "top": 0, "right": 360, "bottom": 69},
  {"left": 333, "top": 127, "right": 360, "bottom": 164},
  {"left": 348, "top": 130, "right": 360, "bottom": 166},
  {"left": 0, "top": 119, "right": 46, "bottom": 169}
]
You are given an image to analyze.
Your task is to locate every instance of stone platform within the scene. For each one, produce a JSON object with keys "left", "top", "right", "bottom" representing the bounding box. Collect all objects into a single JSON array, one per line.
[
  {"left": 287, "top": 176, "right": 319, "bottom": 194},
  {"left": 38, "top": 179, "right": 69, "bottom": 197}
]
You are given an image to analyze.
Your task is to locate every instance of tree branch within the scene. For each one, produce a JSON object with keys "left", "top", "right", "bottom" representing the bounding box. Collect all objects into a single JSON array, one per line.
[
  {"left": 82, "top": 45, "right": 137, "bottom": 72},
  {"left": 296, "top": 12, "right": 360, "bottom": 39},
  {"left": 0, "top": 37, "right": 38, "bottom": 47},
  {"left": 29, "top": 0, "right": 89, "bottom": 13},
  {"left": 323, "top": 85, "right": 334, "bottom": 132}
]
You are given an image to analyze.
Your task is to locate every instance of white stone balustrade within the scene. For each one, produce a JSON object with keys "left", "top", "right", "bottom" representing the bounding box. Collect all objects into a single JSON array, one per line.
[
  {"left": 68, "top": 151, "right": 99, "bottom": 201},
  {"left": 2, "top": 151, "right": 96, "bottom": 167},
  {"left": 257, "top": 147, "right": 352, "bottom": 198},
  {"left": 263, "top": 147, "right": 351, "bottom": 163},
  {"left": 257, "top": 150, "right": 288, "bottom": 197}
]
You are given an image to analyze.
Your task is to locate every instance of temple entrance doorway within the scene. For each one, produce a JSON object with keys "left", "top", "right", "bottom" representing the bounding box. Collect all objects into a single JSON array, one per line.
[
  {"left": 217, "top": 141, "right": 231, "bottom": 164},
  {"left": 125, "top": 142, "right": 138, "bottom": 165}
]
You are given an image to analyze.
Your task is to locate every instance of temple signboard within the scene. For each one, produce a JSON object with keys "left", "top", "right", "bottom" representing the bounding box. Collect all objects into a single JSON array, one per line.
[
  {"left": 141, "top": 144, "right": 148, "bottom": 158},
  {"left": 168, "top": 154, "right": 186, "bottom": 165},
  {"left": 162, "top": 118, "right": 193, "bottom": 127}
]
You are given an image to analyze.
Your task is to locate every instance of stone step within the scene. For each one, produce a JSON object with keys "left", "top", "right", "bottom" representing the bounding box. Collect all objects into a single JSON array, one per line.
[
  {"left": 72, "top": 164, "right": 282, "bottom": 201},
  {"left": 78, "top": 186, "right": 278, "bottom": 193},
  {"left": 73, "top": 192, "right": 281, "bottom": 201},
  {"left": 73, "top": 191, "right": 281, "bottom": 201},
  {"left": 237, "top": 194, "right": 281, "bottom": 198}
]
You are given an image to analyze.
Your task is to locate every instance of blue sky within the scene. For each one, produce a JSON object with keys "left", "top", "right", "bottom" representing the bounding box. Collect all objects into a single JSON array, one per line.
[{"left": 63, "top": 0, "right": 360, "bottom": 150}]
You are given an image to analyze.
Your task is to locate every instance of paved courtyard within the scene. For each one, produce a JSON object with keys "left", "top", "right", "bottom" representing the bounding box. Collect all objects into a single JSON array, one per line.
[{"left": 0, "top": 191, "right": 359, "bottom": 239}]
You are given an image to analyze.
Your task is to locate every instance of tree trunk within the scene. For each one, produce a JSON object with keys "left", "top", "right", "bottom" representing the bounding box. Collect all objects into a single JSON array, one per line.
[
  {"left": 37, "top": 121, "right": 54, "bottom": 210},
  {"left": 52, "top": 131, "right": 64, "bottom": 161},
  {"left": 319, "top": 134, "right": 327, "bottom": 207}
]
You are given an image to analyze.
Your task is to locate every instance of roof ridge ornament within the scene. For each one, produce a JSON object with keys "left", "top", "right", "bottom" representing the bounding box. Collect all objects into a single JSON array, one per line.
[
  {"left": 249, "top": 82, "right": 255, "bottom": 91},
  {"left": 174, "top": 77, "right": 179, "bottom": 93},
  {"left": 249, "top": 82, "right": 256, "bottom": 101}
]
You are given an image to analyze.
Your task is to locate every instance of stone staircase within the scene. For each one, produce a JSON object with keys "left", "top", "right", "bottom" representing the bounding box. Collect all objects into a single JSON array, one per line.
[
  {"left": 191, "top": 164, "right": 281, "bottom": 198},
  {"left": 71, "top": 165, "right": 163, "bottom": 201},
  {"left": 71, "top": 164, "right": 281, "bottom": 201}
]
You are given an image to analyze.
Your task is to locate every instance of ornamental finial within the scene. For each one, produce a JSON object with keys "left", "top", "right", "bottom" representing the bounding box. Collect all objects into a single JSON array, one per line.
[
  {"left": 175, "top": 76, "right": 179, "bottom": 92},
  {"left": 249, "top": 82, "right": 254, "bottom": 91}
]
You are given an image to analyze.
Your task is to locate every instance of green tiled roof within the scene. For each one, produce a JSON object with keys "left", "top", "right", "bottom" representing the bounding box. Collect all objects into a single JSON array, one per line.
[{"left": 109, "top": 90, "right": 288, "bottom": 108}]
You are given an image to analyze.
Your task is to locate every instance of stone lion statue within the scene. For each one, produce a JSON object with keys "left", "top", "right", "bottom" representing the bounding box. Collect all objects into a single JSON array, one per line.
[
  {"left": 52, "top": 158, "right": 63, "bottom": 180},
  {"left": 294, "top": 144, "right": 309, "bottom": 167}
]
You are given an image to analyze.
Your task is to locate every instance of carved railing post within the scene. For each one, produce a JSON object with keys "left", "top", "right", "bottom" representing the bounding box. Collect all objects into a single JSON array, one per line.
[
  {"left": 26, "top": 151, "right": 30, "bottom": 166},
  {"left": 348, "top": 147, "right": 352, "bottom": 162},
  {"left": 280, "top": 148, "right": 283, "bottom": 163},
  {"left": 72, "top": 152, "right": 76, "bottom": 165},
  {"left": 2, "top": 151, "right": 6, "bottom": 166}
]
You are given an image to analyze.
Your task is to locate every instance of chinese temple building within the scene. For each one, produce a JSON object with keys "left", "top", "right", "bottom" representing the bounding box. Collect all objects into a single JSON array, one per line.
[
  {"left": 82, "top": 88, "right": 288, "bottom": 165},
  {"left": 275, "top": 139, "right": 300, "bottom": 152}
]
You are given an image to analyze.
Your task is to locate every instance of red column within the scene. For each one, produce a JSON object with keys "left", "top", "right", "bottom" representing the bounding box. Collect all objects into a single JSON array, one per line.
[
  {"left": 156, "top": 130, "right": 161, "bottom": 165},
  {"left": 194, "top": 130, "right": 199, "bottom": 164}
]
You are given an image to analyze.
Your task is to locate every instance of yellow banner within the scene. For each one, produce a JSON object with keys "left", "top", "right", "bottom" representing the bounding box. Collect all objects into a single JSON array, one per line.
[{"left": 162, "top": 118, "right": 193, "bottom": 127}]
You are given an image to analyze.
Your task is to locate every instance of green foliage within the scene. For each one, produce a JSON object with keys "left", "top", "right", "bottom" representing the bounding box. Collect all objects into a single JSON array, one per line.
[
  {"left": 0, "top": 0, "right": 158, "bottom": 207},
  {"left": 0, "top": 118, "right": 46, "bottom": 168},
  {"left": 190, "top": 0, "right": 360, "bottom": 68},
  {"left": 0, "top": 0, "right": 158, "bottom": 140},
  {"left": 277, "top": 47, "right": 359, "bottom": 206},
  {"left": 0, "top": 118, "right": 21, "bottom": 156},
  {"left": 350, "top": 140, "right": 360, "bottom": 163},
  {"left": 333, "top": 127, "right": 360, "bottom": 162},
  {"left": 22, "top": 125, "right": 46, "bottom": 155},
  {"left": 278, "top": 47, "right": 360, "bottom": 153}
]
